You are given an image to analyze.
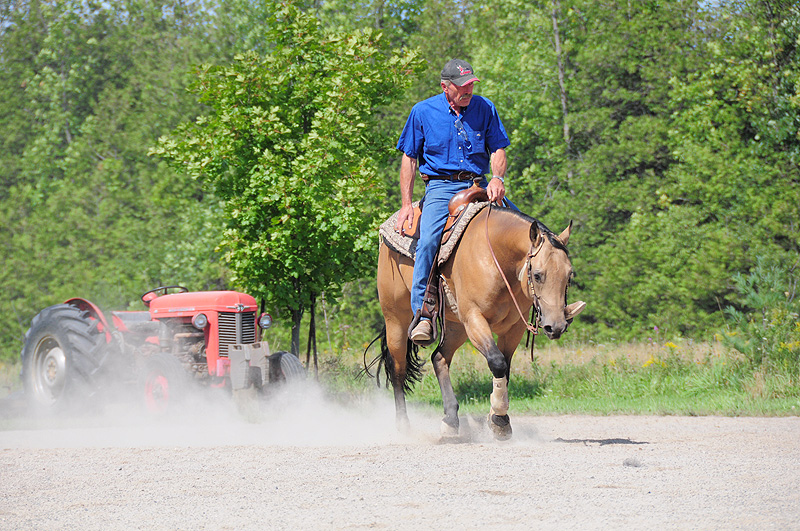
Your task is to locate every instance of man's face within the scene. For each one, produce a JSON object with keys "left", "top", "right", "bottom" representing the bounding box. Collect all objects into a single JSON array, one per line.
[{"left": 442, "top": 80, "right": 475, "bottom": 108}]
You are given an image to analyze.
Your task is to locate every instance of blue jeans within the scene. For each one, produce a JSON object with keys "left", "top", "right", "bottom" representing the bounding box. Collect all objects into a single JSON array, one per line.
[
  {"left": 411, "top": 179, "right": 487, "bottom": 316},
  {"left": 411, "top": 179, "right": 519, "bottom": 316}
]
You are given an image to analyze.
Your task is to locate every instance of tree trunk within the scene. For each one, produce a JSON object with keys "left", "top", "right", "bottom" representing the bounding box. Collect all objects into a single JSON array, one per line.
[
  {"left": 290, "top": 278, "right": 304, "bottom": 356},
  {"left": 551, "top": 0, "right": 574, "bottom": 185},
  {"left": 321, "top": 291, "right": 333, "bottom": 356},
  {"left": 552, "top": 0, "right": 570, "bottom": 152},
  {"left": 305, "top": 293, "right": 319, "bottom": 378},
  {"left": 291, "top": 307, "right": 302, "bottom": 357}
]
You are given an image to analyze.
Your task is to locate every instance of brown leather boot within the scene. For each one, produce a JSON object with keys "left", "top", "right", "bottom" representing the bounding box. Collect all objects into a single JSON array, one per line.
[{"left": 409, "top": 319, "right": 433, "bottom": 344}]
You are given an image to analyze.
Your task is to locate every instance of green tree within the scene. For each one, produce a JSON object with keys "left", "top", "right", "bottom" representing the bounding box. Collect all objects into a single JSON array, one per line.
[
  {"left": 568, "top": 0, "right": 800, "bottom": 339},
  {"left": 668, "top": 1, "right": 800, "bottom": 252},
  {"left": 0, "top": 0, "right": 226, "bottom": 361},
  {"left": 468, "top": 0, "right": 707, "bottom": 339},
  {"left": 153, "top": 3, "right": 424, "bottom": 355},
  {"left": 659, "top": 0, "right": 800, "bottom": 336},
  {"left": 313, "top": 0, "right": 424, "bottom": 48},
  {"left": 302, "top": 0, "right": 460, "bottom": 349},
  {"left": 467, "top": 0, "right": 565, "bottom": 211}
]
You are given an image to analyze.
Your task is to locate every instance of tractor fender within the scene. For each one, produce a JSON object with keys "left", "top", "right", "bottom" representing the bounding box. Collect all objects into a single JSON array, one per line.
[{"left": 64, "top": 298, "right": 115, "bottom": 344}]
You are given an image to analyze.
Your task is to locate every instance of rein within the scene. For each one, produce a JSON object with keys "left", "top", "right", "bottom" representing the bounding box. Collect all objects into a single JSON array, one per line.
[{"left": 484, "top": 203, "right": 541, "bottom": 359}]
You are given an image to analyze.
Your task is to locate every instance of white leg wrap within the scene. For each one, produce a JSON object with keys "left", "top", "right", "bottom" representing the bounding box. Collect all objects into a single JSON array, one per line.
[{"left": 489, "top": 377, "right": 509, "bottom": 416}]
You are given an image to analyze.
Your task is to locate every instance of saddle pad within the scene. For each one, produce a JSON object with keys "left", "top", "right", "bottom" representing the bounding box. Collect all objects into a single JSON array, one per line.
[{"left": 379, "top": 201, "right": 490, "bottom": 266}]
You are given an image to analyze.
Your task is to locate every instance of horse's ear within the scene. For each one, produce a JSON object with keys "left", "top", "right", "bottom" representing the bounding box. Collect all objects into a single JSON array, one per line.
[
  {"left": 530, "top": 221, "right": 542, "bottom": 245},
  {"left": 558, "top": 221, "right": 573, "bottom": 246},
  {"left": 565, "top": 300, "right": 586, "bottom": 320}
]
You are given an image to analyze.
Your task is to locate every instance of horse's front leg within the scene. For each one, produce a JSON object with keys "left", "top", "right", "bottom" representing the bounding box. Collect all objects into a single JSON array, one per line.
[
  {"left": 431, "top": 322, "right": 468, "bottom": 439},
  {"left": 462, "top": 313, "right": 515, "bottom": 440}
]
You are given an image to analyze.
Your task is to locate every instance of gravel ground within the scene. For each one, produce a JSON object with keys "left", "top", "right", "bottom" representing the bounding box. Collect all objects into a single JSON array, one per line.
[{"left": 1, "top": 386, "right": 799, "bottom": 530}]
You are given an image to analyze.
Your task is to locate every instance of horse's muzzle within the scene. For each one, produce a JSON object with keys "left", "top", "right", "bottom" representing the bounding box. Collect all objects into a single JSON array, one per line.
[
  {"left": 543, "top": 301, "right": 586, "bottom": 339},
  {"left": 543, "top": 323, "right": 566, "bottom": 340}
]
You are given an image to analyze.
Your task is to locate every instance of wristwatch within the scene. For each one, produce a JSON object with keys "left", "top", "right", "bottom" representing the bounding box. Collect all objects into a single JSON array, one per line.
[{"left": 492, "top": 175, "right": 505, "bottom": 183}]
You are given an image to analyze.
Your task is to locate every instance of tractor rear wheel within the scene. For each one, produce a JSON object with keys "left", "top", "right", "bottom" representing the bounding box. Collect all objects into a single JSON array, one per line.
[
  {"left": 142, "top": 353, "right": 187, "bottom": 414},
  {"left": 269, "top": 351, "right": 306, "bottom": 384},
  {"left": 21, "top": 304, "right": 107, "bottom": 413}
]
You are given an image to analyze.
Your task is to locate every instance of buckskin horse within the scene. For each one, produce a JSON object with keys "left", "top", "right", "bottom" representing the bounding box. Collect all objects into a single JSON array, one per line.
[{"left": 371, "top": 198, "right": 585, "bottom": 440}]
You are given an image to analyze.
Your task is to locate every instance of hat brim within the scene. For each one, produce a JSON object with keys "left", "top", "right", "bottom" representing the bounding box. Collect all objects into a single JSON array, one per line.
[{"left": 452, "top": 75, "right": 480, "bottom": 86}]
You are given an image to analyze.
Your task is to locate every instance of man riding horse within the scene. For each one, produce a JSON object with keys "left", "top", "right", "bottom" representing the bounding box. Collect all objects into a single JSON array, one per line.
[{"left": 395, "top": 59, "right": 511, "bottom": 345}]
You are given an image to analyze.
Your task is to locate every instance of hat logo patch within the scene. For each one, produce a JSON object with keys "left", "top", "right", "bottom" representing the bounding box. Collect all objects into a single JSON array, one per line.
[{"left": 458, "top": 66, "right": 472, "bottom": 75}]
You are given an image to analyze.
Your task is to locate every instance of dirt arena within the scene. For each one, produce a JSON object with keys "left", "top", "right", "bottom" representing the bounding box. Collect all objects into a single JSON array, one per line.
[{"left": 1, "top": 386, "right": 798, "bottom": 529}]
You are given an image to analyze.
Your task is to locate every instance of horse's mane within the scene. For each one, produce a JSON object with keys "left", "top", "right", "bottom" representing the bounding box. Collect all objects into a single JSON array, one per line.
[{"left": 496, "top": 207, "right": 570, "bottom": 255}]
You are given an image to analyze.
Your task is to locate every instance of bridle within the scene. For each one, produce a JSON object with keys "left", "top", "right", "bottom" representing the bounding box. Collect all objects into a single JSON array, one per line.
[{"left": 485, "top": 204, "right": 543, "bottom": 358}]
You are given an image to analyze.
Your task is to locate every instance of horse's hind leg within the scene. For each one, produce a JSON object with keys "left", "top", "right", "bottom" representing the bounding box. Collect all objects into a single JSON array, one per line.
[
  {"left": 377, "top": 243, "right": 417, "bottom": 432},
  {"left": 385, "top": 320, "right": 413, "bottom": 432},
  {"left": 431, "top": 322, "right": 468, "bottom": 439}
]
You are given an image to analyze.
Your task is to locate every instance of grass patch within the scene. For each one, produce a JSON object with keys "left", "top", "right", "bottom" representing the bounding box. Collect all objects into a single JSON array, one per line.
[
  {"left": 3, "top": 340, "right": 798, "bottom": 417},
  {"left": 343, "top": 339, "right": 800, "bottom": 416}
]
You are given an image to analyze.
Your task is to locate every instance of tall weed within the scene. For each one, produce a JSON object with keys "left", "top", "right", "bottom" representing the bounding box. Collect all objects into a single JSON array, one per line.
[{"left": 722, "top": 257, "right": 800, "bottom": 374}]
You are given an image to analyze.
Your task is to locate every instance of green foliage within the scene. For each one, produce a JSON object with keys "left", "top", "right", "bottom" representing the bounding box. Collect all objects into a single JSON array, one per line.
[
  {"left": 152, "top": 3, "right": 425, "bottom": 325},
  {"left": 666, "top": 2, "right": 800, "bottom": 323},
  {"left": 1, "top": 0, "right": 798, "bottom": 371},
  {"left": 723, "top": 258, "right": 800, "bottom": 373},
  {"left": 311, "top": 0, "right": 425, "bottom": 48},
  {"left": 463, "top": 0, "right": 710, "bottom": 339},
  {"left": 461, "top": 0, "right": 800, "bottom": 342},
  {"left": 0, "top": 0, "right": 227, "bottom": 361}
]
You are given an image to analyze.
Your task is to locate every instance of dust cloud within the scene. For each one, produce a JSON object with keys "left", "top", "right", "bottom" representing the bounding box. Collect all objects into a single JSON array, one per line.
[
  {"left": 0, "top": 381, "right": 433, "bottom": 449},
  {"left": 0, "top": 379, "right": 547, "bottom": 449}
]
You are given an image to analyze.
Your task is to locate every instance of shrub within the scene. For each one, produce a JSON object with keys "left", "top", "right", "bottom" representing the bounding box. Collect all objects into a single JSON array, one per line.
[{"left": 722, "top": 257, "right": 800, "bottom": 374}]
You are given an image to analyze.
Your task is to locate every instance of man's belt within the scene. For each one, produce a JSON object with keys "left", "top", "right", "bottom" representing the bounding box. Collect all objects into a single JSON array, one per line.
[{"left": 421, "top": 171, "right": 481, "bottom": 182}]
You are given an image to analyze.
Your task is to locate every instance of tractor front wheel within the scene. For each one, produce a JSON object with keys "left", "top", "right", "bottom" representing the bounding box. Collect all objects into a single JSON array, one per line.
[
  {"left": 142, "top": 353, "right": 187, "bottom": 414},
  {"left": 269, "top": 351, "right": 306, "bottom": 384}
]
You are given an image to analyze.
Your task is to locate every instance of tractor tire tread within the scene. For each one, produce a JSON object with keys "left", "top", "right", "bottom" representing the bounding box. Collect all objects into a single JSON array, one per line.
[{"left": 20, "top": 304, "right": 108, "bottom": 413}]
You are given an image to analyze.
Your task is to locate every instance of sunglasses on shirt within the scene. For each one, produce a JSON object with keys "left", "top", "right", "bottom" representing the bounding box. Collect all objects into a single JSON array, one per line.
[{"left": 454, "top": 117, "right": 472, "bottom": 150}]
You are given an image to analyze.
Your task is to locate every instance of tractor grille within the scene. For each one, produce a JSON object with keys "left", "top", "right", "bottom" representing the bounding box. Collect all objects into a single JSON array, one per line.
[{"left": 218, "top": 311, "right": 257, "bottom": 357}]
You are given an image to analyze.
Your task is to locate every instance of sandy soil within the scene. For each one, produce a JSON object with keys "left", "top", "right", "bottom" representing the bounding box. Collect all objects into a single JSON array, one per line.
[{"left": 1, "top": 385, "right": 799, "bottom": 530}]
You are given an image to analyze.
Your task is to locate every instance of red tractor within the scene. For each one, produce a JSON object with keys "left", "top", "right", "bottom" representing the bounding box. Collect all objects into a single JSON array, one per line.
[{"left": 20, "top": 286, "right": 304, "bottom": 414}]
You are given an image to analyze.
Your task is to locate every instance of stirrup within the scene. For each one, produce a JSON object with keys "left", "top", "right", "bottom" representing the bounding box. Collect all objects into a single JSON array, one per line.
[
  {"left": 409, "top": 319, "right": 433, "bottom": 344},
  {"left": 408, "top": 310, "right": 436, "bottom": 347}
]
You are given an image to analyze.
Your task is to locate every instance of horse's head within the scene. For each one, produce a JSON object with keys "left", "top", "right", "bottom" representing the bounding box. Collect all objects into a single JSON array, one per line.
[{"left": 523, "top": 221, "right": 586, "bottom": 340}]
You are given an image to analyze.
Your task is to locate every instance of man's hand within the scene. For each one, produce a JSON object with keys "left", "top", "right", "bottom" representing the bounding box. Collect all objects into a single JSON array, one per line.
[
  {"left": 396, "top": 204, "right": 415, "bottom": 235},
  {"left": 487, "top": 176, "right": 506, "bottom": 204},
  {"left": 488, "top": 148, "right": 507, "bottom": 204},
  {"left": 396, "top": 154, "right": 417, "bottom": 234}
]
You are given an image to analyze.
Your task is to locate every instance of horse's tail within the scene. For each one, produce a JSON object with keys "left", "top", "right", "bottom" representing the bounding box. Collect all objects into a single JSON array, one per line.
[{"left": 362, "top": 326, "right": 424, "bottom": 394}]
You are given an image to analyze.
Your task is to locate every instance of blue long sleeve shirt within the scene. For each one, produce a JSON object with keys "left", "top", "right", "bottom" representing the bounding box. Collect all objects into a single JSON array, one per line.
[{"left": 396, "top": 92, "right": 510, "bottom": 177}]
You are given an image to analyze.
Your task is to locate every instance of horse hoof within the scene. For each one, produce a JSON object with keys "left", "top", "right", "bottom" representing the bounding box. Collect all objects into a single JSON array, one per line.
[
  {"left": 440, "top": 419, "right": 459, "bottom": 440},
  {"left": 396, "top": 416, "right": 412, "bottom": 435},
  {"left": 488, "top": 414, "right": 513, "bottom": 441}
]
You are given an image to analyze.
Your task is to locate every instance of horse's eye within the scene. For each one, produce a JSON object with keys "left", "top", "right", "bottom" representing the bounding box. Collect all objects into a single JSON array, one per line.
[{"left": 533, "top": 272, "right": 544, "bottom": 283}]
